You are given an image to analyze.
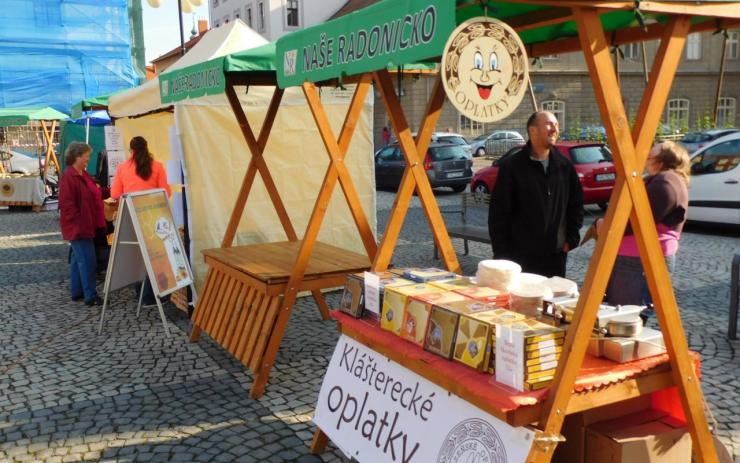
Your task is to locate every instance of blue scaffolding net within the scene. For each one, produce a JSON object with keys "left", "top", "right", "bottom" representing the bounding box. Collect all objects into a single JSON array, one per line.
[{"left": 0, "top": 0, "right": 140, "bottom": 112}]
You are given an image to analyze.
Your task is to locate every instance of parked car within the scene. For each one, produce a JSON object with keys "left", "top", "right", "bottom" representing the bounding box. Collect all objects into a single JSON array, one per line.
[
  {"left": 1, "top": 149, "right": 42, "bottom": 174},
  {"left": 679, "top": 128, "right": 739, "bottom": 153},
  {"left": 687, "top": 132, "right": 740, "bottom": 225},
  {"left": 375, "top": 142, "right": 473, "bottom": 192},
  {"left": 470, "top": 142, "right": 616, "bottom": 208},
  {"left": 469, "top": 130, "right": 524, "bottom": 157},
  {"left": 390, "top": 132, "right": 473, "bottom": 158}
]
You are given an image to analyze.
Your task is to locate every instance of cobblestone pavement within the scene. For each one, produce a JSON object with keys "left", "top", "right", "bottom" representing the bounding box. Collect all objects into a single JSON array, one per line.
[{"left": 1, "top": 191, "right": 739, "bottom": 462}]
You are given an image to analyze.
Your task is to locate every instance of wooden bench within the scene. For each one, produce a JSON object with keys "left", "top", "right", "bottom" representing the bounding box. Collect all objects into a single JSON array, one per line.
[{"left": 435, "top": 192, "right": 491, "bottom": 258}]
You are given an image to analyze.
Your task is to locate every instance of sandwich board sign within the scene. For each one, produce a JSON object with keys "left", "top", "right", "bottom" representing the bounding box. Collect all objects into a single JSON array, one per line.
[{"left": 98, "top": 188, "right": 197, "bottom": 337}]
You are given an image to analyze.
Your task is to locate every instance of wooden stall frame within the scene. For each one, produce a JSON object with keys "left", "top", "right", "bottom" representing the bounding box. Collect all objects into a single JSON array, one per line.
[
  {"left": 308, "top": 4, "right": 732, "bottom": 462},
  {"left": 40, "top": 120, "right": 61, "bottom": 180},
  {"left": 189, "top": 75, "right": 380, "bottom": 399}
]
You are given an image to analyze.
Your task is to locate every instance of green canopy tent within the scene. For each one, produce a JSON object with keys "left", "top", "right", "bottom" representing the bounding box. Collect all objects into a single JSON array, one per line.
[
  {"left": 0, "top": 107, "right": 68, "bottom": 178},
  {"left": 70, "top": 95, "right": 110, "bottom": 120},
  {"left": 269, "top": 2, "right": 740, "bottom": 462},
  {"left": 66, "top": 97, "right": 113, "bottom": 179}
]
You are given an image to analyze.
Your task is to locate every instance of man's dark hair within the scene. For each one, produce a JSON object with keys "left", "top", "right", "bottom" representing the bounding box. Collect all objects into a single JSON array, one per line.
[{"left": 526, "top": 112, "right": 541, "bottom": 133}]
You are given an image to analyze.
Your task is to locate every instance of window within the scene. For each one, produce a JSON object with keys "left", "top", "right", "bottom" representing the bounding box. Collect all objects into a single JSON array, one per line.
[
  {"left": 717, "top": 97, "right": 736, "bottom": 128},
  {"left": 541, "top": 100, "right": 565, "bottom": 127},
  {"left": 686, "top": 33, "right": 701, "bottom": 60},
  {"left": 258, "top": 1, "right": 265, "bottom": 31},
  {"left": 223, "top": 15, "right": 230, "bottom": 24},
  {"left": 666, "top": 99, "right": 690, "bottom": 130},
  {"left": 213, "top": 0, "right": 218, "bottom": 6},
  {"left": 691, "top": 140, "right": 740, "bottom": 175},
  {"left": 729, "top": 31, "right": 739, "bottom": 60},
  {"left": 286, "top": 0, "right": 299, "bottom": 27},
  {"left": 214, "top": 21, "right": 220, "bottom": 27},
  {"left": 623, "top": 43, "right": 641, "bottom": 60},
  {"left": 376, "top": 146, "right": 400, "bottom": 162},
  {"left": 458, "top": 115, "right": 483, "bottom": 135},
  {"left": 542, "top": 54, "right": 559, "bottom": 60},
  {"left": 246, "top": 6, "right": 253, "bottom": 27},
  {"left": 234, "top": 9, "right": 241, "bottom": 20}
]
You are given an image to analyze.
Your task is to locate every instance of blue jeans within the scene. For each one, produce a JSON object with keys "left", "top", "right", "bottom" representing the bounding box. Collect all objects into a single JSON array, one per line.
[
  {"left": 70, "top": 239, "right": 97, "bottom": 303},
  {"left": 606, "top": 254, "right": 676, "bottom": 307}
]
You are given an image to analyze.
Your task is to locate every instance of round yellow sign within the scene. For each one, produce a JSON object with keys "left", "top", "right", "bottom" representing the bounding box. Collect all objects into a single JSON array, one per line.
[
  {"left": 1, "top": 181, "right": 14, "bottom": 198},
  {"left": 441, "top": 17, "right": 529, "bottom": 123}
]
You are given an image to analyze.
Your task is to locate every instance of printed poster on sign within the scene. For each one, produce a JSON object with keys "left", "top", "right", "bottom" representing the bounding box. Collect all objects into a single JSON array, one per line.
[
  {"left": 130, "top": 191, "right": 191, "bottom": 296},
  {"left": 441, "top": 18, "right": 529, "bottom": 123},
  {"left": 314, "top": 335, "right": 535, "bottom": 463}
]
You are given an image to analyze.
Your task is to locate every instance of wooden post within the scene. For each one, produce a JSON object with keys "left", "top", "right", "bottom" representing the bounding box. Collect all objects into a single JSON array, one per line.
[
  {"left": 372, "top": 71, "right": 461, "bottom": 273},
  {"left": 248, "top": 81, "right": 371, "bottom": 398},
  {"left": 528, "top": 10, "right": 717, "bottom": 463},
  {"left": 713, "top": 32, "right": 728, "bottom": 126},
  {"left": 40, "top": 121, "right": 60, "bottom": 181}
]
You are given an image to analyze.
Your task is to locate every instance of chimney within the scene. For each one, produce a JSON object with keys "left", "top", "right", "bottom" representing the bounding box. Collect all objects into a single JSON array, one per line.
[{"left": 198, "top": 19, "right": 208, "bottom": 36}]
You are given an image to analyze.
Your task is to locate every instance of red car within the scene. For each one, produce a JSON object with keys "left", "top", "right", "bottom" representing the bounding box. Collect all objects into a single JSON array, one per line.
[{"left": 470, "top": 142, "right": 616, "bottom": 209}]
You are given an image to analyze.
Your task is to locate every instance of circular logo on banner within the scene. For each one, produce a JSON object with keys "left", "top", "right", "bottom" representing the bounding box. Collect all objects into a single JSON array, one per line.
[
  {"left": 1, "top": 181, "right": 14, "bottom": 198},
  {"left": 437, "top": 418, "right": 507, "bottom": 463},
  {"left": 441, "top": 17, "right": 529, "bottom": 123}
]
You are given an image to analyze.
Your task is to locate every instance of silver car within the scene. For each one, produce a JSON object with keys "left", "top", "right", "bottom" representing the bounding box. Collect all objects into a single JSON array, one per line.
[
  {"left": 1, "top": 149, "right": 42, "bottom": 174},
  {"left": 469, "top": 130, "right": 524, "bottom": 157},
  {"left": 680, "top": 128, "right": 739, "bottom": 154}
]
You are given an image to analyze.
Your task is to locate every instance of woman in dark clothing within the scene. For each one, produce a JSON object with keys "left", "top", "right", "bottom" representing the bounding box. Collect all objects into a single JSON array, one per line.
[
  {"left": 58, "top": 142, "right": 104, "bottom": 306},
  {"left": 603, "top": 141, "right": 691, "bottom": 307}
]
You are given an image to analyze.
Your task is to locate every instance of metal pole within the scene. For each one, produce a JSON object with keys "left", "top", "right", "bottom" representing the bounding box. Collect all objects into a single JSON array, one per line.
[
  {"left": 713, "top": 33, "right": 728, "bottom": 127},
  {"left": 177, "top": 0, "right": 186, "bottom": 56},
  {"left": 641, "top": 42, "right": 649, "bottom": 84},
  {"left": 528, "top": 77, "right": 538, "bottom": 111}
]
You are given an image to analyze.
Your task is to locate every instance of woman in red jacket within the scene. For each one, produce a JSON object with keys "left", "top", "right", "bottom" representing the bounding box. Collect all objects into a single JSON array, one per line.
[{"left": 59, "top": 142, "right": 105, "bottom": 306}]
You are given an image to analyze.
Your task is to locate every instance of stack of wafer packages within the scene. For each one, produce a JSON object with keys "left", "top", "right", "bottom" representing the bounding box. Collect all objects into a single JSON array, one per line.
[{"left": 495, "top": 318, "right": 565, "bottom": 391}]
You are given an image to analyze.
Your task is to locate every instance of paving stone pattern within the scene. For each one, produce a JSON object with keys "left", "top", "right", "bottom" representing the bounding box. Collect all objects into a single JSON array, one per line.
[{"left": 0, "top": 193, "right": 738, "bottom": 462}]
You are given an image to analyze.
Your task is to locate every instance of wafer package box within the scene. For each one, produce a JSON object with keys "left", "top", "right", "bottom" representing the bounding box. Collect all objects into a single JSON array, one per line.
[
  {"left": 400, "top": 291, "right": 468, "bottom": 346},
  {"left": 453, "top": 307, "right": 524, "bottom": 370},
  {"left": 401, "top": 267, "right": 458, "bottom": 283},
  {"left": 495, "top": 319, "right": 565, "bottom": 391},
  {"left": 381, "top": 284, "right": 442, "bottom": 335},
  {"left": 338, "top": 273, "right": 365, "bottom": 318},
  {"left": 429, "top": 276, "right": 476, "bottom": 291},
  {"left": 424, "top": 300, "right": 496, "bottom": 359}
]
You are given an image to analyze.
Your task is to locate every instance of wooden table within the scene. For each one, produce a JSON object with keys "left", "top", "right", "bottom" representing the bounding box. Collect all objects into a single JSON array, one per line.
[
  {"left": 311, "top": 311, "right": 689, "bottom": 454},
  {"left": 190, "top": 240, "right": 371, "bottom": 397}
]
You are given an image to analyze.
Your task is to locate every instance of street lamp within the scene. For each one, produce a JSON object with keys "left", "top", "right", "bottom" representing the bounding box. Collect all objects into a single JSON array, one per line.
[{"left": 145, "top": 0, "right": 203, "bottom": 57}]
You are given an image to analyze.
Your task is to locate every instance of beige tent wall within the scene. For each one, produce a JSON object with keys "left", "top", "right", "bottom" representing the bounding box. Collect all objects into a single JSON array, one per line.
[
  {"left": 176, "top": 86, "right": 376, "bottom": 290},
  {"left": 112, "top": 112, "right": 175, "bottom": 165}
]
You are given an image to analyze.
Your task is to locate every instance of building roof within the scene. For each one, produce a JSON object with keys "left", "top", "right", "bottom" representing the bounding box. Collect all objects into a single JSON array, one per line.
[
  {"left": 329, "top": 0, "right": 380, "bottom": 20},
  {"left": 151, "top": 31, "right": 209, "bottom": 65}
]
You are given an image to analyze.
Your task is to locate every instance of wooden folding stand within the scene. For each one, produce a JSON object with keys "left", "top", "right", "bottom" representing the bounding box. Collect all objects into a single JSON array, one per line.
[
  {"left": 189, "top": 74, "right": 378, "bottom": 398},
  {"left": 311, "top": 4, "right": 731, "bottom": 462},
  {"left": 39, "top": 120, "right": 61, "bottom": 181}
]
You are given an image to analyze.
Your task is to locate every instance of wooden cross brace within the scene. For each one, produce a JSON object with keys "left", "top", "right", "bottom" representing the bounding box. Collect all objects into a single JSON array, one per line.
[
  {"left": 247, "top": 78, "right": 377, "bottom": 398},
  {"left": 528, "top": 9, "right": 717, "bottom": 463},
  {"left": 40, "top": 120, "right": 60, "bottom": 181},
  {"left": 372, "top": 70, "right": 462, "bottom": 274}
]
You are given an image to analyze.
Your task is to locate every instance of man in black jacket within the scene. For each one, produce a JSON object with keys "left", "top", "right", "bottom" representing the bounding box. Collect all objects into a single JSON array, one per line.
[{"left": 488, "top": 111, "right": 584, "bottom": 277}]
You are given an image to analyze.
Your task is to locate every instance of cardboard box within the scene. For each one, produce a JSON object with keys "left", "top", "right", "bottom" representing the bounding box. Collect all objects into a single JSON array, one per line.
[
  {"left": 429, "top": 276, "right": 476, "bottom": 291},
  {"left": 402, "top": 267, "right": 459, "bottom": 283},
  {"left": 553, "top": 396, "right": 653, "bottom": 463},
  {"left": 585, "top": 410, "right": 691, "bottom": 463},
  {"left": 424, "top": 300, "right": 497, "bottom": 358},
  {"left": 453, "top": 285, "right": 510, "bottom": 305},
  {"left": 453, "top": 308, "right": 524, "bottom": 370},
  {"left": 363, "top": 275, "right": 415, "bottom": 322},
  {"left": 381, "top": 284, "right": 441, "bottom": 335},
  {"left": 338, "top": 273, "right": 365, "bottom": 318},
  {"left": 400, "top": 291, "right": 468, "bottom": 346}
]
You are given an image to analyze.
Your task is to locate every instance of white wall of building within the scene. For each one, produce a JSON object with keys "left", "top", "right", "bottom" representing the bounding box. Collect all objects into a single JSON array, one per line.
[{"left": 209, "top": 0, "right": 346, "bottom": 40}]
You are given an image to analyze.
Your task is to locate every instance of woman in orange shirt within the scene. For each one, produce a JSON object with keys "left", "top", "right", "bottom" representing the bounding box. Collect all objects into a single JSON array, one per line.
[
  {"left": 110, "top": 136, "right": 171, "bottom": 199},
  {"left": 110, "top": 136, "right": 172, "bottom": 305}
]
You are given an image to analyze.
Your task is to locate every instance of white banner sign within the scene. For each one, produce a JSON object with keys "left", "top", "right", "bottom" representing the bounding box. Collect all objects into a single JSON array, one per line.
[
  {"left": 104, "top": 126, "right": 125, "bottom": 152},
  {"left": 107, "top": 150, "right": 126, "bottom": 178},
  {"left": 315, "top": 335, "right": 535, "bottom": 463}
]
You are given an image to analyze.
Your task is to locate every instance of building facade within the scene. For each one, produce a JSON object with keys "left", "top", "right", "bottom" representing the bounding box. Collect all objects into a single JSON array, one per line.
[
  {"left": 209, "top": 0, "right": 345, "bottom": 40},
  {"left": 374, "top": 30, "right": 740, "bottom": 149}
]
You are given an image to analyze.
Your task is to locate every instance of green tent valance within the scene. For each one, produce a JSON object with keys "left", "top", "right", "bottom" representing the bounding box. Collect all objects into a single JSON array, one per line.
[
  {"left": 70, "top": 96, "right": 111, "bottom": 119},
  {"left": 0, "top": 107, "right": 69, "bottom": 127},
  {"left": 273, "top": 0, "right": 731, "bottom": 88},
  {"left": 159, "top": 43, "right": 277, "bottom": 104}
]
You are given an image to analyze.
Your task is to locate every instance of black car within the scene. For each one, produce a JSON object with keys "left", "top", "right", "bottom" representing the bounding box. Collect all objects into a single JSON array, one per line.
[{"left": 374, "top": 142, "right": 473, "bottom": 192}]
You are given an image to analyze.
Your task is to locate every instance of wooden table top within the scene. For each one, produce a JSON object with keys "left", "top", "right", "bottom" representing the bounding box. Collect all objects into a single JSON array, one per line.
[{"left": 203, "top": 240, "right": 371, "bottom": 285}]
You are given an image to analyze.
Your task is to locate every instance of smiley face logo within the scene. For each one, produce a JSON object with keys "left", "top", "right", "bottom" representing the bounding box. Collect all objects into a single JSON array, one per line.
[{"left": 442, "top": 18, "right": 528, "bottom": 123}]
